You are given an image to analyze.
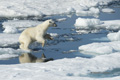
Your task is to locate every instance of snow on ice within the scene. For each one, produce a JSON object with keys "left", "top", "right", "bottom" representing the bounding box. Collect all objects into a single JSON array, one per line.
[
  {"left": 74, "top": 18, "right": 102, "bottom": 29},
  {"left": 0, "top": 33, "right": 19, "bottom": 47},
  {"left": 107, "top": 31, "right": 120, "bottom": 41},
  {"left": 74, "top": 17, "right": 120, "bottom": 31},
  {"left": 2, "top": 20, "right": 42, "bottom": 33},
  {"left": 101, "top": 8, "right": 115, "bottom": 13},
  {"left": 102, "top": 20, "right": 120, "bottom": 30},
  {"left": 79, "top": 41, "right": 120, "bottom": 55},
  {"left": 0, "top": 0, "right": 116, "bottom": 18},
  {"left": 0, "top": 52, "right": 120, "bottom": 80}
]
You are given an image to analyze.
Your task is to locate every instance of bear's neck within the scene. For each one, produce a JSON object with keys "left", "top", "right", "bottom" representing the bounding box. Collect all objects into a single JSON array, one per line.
[{"left": 36, "top": 23, "right": 49, "bottom": 33}]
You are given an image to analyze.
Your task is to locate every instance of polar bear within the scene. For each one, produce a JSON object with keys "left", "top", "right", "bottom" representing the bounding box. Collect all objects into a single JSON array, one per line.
[
  {"left": 19, "top": 19, "right": 57, "bottom": 51},
  {"left": 19, "top": 53, "right": 53, "bottom": 63}
]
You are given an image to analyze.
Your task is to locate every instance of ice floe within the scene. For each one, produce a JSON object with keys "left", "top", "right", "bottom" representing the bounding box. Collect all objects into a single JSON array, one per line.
[
  {"left": 0, "top": 48, "right": 27, "bottom": 60},
  {"left": 0, "top": 52, "right": 120, "bottom": 80},
  {"left": 107, "top": 31, "right": 120, "bottom": 41},
  {"left": 79, "top": 41, "right": 120, "bottom": 55},
  {"left": 74, "top": 17, "right": 120, "bottom": 34},
  {"left": 0, "top": 53, "right": 18, "bottom": 60},
  {"left": 74, "top": 17, "right": 102, "bottom": 29},
  {"left": 76, "top": 7, "right": 100, "bottom": 17},
  {"left": 0, "top": 33, "right": 19, "bottom": 47},
  {"left": 2, "top": 20, "right": 42, "bottom": 33},
  {"left": 0, "top": 0, "right": 117, "bottom": 19},
  {"left": 101, "top": 8, "right": 115, "bottom": 13},
  {"left": 101, "top": 20, "right": 120, "bottom": 30}
]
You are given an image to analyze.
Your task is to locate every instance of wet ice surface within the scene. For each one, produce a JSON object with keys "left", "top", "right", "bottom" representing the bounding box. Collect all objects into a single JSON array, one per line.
[
  {"left": 0, "top": 1, "right": 120, "bottom": 79},
  {"left": 87, "top": 68, "right": 120, "bottom": 78}
]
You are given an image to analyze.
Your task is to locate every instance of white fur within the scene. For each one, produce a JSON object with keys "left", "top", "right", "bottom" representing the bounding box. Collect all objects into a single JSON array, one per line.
[{"left": 19, "top": 19, "right": 56, "bottom": 51}]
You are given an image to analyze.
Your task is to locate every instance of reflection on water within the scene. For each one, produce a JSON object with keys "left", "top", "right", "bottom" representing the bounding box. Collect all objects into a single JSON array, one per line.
[
  {"left": 19, "top": 53, "right": 53, "bottom": 64},
  {"left": 0, "top": 53, "right": 54, "bottom": 64}
]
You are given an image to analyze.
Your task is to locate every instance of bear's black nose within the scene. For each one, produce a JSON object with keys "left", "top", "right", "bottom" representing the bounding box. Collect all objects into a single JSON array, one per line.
[{"left": 53, "top": 23, "right": 57, "bottom": 27}]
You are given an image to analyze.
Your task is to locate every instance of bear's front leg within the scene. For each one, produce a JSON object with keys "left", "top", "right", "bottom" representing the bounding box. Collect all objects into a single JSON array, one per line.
[
  {"left": 42, "top": 40, "right": 45, "bottom": 47},
  {"left": 36, "top": 36, "right": 45, "bottom": 47},
  {"left": 44, "top": 34, "right": 53, "bottom": 40}
]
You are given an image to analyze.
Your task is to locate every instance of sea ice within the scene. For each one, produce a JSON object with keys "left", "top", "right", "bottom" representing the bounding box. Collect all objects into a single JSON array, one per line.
[
  {"left": 0, "top": 53, "right": 18, "bottom": 60},
  {"left": 76, "top": 7, "right": 100, "bottom": 17},
  {"left": 74, "top": 17, "right": 120, "bottom": 33},
  {"left": 0, "top": 0, "right": 116, "bottom": 18},
  {"left": 0, "top": 52, "right": 120, "bottom": 80},
  {"left": 101, "top": 8, "right": 115, "bottom": 13},
  {"left": 101, "top": 20, "right": 120, "bottom": 30},
  {"left": 107, "top": 31, "right": 120, "bottom": 41},
  {"left": 79, "top": 41, "right": 120, "bottom": 55},
  {"left": 0, "top": 48, "right": 26, "bottom": 60},
  {"left": 74, "top": 17, "right": 102, "bottom": 29},
  {"left": 0, "top": 0, "right": 120, "bottom": 80},
  {"left": 0, "top": 33, "right": 19, "bottom": 47},
  {"left": 2, "top": 20, "right": 42, "bottom": 33}
]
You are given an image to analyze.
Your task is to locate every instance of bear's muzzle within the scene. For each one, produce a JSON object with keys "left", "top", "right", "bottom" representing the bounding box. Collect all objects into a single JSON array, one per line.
[{"left": 53, "top": 23, "right": 57, "bottom": 27}]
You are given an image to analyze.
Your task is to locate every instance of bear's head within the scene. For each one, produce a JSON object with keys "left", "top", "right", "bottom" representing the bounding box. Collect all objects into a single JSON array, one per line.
[{"left": 46, "top": 19, "right": 57, "bottom": 27}]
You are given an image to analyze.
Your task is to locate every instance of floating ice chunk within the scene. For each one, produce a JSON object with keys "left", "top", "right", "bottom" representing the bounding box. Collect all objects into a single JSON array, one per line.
[
  {"left": 49, "top": 33, "right": 58, "bottom": 37},
  {"left": 107, "top": 31, "right": 120, "bottom": 41},
  {"left": 75, "top": 28, "right": 100, "bottom": 34},
  {"left": 102, "top": 8, "right": 115, "bottom": 13},
  {"left": 89, "top": 7, "right": 100, "bottom": 17},
  {"left": 2, "top": 20, "right": 42, "bottom": 33},
  {"left": 62, "top": 50, "right": 77, "bottom": 54},
  {"left": 74, "top": 17, "right": 102, "bottom": 29},
  {"left": 66, "top": 38, "right": 74, "bottom": 41},
  {"left": 101, "top": 20, "right": 120, "bottom": 30},
  {"left": 75, "top": 18, "right": 120, "bottom": 34},
  {"left": 56, "top": 18, "right": 67, "bottom": 22},
  {"left": 79, "top": 41, "right": 120, "bottom": 55}
]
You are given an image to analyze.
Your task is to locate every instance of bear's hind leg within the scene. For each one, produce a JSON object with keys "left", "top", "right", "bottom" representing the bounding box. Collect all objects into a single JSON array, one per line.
[
  {"left": 19, "top": 42, "right": 25, "bottom": 50},
  {"left": 24, "top": 41, "right": 31, "bottom": 51},
  {"left": 42, "top": 40, "right": 45, "bottom": 47}
]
